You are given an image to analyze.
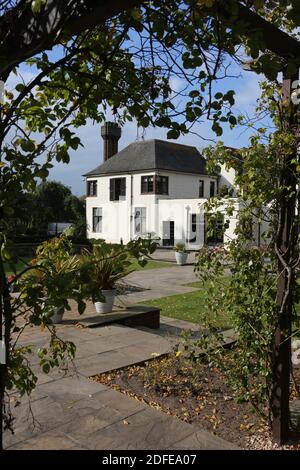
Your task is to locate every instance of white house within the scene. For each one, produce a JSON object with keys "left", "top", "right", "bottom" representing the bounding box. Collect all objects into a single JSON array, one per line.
[{"left": 84, "top": 122, "right": 262, "bottom": 249}]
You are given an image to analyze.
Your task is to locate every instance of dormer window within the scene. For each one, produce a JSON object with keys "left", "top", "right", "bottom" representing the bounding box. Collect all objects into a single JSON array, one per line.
[
  {"left": 87, "top": 180, "right": 97, "bottom": 197},
  {"left": 141, "top": 175, "right": 168, "bottom": 195}
]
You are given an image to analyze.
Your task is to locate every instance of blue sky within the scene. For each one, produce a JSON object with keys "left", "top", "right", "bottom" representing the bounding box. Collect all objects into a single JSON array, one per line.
[
  {"left": 8, "top": 58, "right": 265, "bottom": 196},
  {"left": 48, "top": 68, "right": 263, "bottom": 196}
]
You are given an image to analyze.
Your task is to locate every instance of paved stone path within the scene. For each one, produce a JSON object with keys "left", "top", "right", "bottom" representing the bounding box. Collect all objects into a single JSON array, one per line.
[
  {"left": 5, "top": 323, "right": 237, "bottom": 450},
  {"left": 4, "top": 265, "right": 239, "bottom": 450},
  {"left": 55, "top": 265, "right": 201, "bottom": 318},
  {"left": 116, "top": 264, "right": 200, "bottom": 306},
  {"left": 150, "top": 248, "right": 197, "bottom": 264}
]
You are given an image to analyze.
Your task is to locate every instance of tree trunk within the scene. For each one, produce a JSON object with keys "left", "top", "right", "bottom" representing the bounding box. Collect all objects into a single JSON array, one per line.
[
  {"left": 0, "top": 0, "right": 145, "bottom": 80},
  {"left": 271, "top": 72, "right": 299, "bottom": 444},
  {"left": 0, "top": 258, "right": 7, "bottom": 451},
  {"left": 0, "top": 260, "right": 13, "bottom": 451}
]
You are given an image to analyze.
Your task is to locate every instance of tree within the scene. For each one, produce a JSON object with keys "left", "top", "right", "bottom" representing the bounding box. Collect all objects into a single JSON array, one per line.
[
  {"left": 0, "top": 0, "right": 146, "bottom": 80},
  {"left": 34, "top": 181, "right": 85, "bottom": 235},
  {"left": 8, "top": 181, "right": 86, "bottom": 237},
  {"left": 0, "top": 0, "right": 240, "bottom": 449},
  {"left": 1, "top": 0, "right": 300, "bottom": 448},
  {"left": 63, "top": 194, "right": 86, "bottom": 237},
  {"left": 194, "top": 77, "right": 300, "bottom": 438}
]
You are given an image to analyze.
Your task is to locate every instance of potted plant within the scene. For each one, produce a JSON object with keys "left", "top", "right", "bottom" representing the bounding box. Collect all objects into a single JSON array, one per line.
[
  {"left": 174, "top": 243, "right": 188, "bottom": 265},
  {"left": 81, "top": 238, "right": 158, "bottom": 314},
  {"left": 81, "top": 241, "right": 132, "bottom": 314},
  {"left": 21, "top": 234, "right": 83, "bottom": 324}
]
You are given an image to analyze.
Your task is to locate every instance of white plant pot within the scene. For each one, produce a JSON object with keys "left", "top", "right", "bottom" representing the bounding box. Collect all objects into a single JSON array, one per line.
[
  {"left": 175, "top": 251, "right": 188, "bottom": 266},
  {"left": 50, "top": 306, "right": 64, "bottom": 324},
  {"left": 94, "top": 289, "right": 116, "bottom": 314},
  {"left": 41, "top": 300, "right": 64, "bottom": 324}
]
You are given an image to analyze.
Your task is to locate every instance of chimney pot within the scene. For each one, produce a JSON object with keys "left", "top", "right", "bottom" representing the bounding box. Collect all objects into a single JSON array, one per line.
[{"left": 101, "top": 122, "right": 121, "bottom": 161}]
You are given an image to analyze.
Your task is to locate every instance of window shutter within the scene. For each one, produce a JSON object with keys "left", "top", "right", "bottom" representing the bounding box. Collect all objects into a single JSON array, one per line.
[
  {"left": 110, "top": 179, "right": 115, "bottom": 201},
  {"left": 120, "top": 178, "right": 126, "bottom": 196}
]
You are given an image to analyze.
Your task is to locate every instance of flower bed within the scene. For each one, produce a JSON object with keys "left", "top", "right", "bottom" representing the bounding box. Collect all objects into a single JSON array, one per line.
[{"left": 92, "top": 354, "right": 300, "bottom": 450}]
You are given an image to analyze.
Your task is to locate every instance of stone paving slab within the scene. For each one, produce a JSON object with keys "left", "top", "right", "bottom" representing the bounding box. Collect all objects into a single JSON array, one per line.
[
  {"left": 116, "top": 286, "right": 200, "bottom": 306},
  {"left": 6, "top": 380, "right": 238, "bottom": 450},
  {"left": 170, "top": 429, "right": 239, "bottom": 450},
  {"left": 9, "top": 432, "right": 89, "bottom": 450},
  {"left": 74, "top": 406, "right": 199, "bottom": 450},
  {"left": 150, "top": 249, "right": 197, "bottom": 264},
  {"left": 117, "top": 265, "right": 200, "bottom": 305},
  {"left": 36, "top": 376, "right": 107, "bottom": 400},
  {"left": 5, "top": 319, "right": 239, "bottom": 450}
]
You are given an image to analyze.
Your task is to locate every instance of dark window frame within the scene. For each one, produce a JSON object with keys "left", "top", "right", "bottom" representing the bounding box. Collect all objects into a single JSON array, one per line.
[
  {"left": 199, "top": 180, "right": 204, "bottom": 198},
  {"left": 191, "top": 213, "right": 197, "bottom": 232},
  {"left": 141, "top": 175, "right": 169, "bottom": 195},
  {"left": 210, "top": 181, "right": 215, "bottom": 198},
  {"left": 156, "top": 175, "right": 169, "bottom": 195},
  {"left": 141, "top": 175, "right": 154, "bottom": 194},
  {"left": 110, "top": 177, "right": 126, "bottom": 201},
  {"left": 92, "top": 207, "right": 102, "bottom": 233},
  {"left": 87, "top": 180, "right": 97, "bottom": 197}
]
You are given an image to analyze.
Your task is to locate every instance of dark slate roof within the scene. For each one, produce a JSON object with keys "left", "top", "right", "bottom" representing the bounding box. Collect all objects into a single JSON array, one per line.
[{"left": 84, "top": 139, "right": 208, "bottom": 177}]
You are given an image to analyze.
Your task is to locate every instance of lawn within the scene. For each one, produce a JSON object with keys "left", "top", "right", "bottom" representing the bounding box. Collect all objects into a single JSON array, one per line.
[
  {"left": 129, "top": 259, "right": 176, "bottom": 271},
  {"left": 140, "top": 278, "right": 231, "bottom": 329},
  {"left": 141, "top": 276, "right": 300, "bottom": 331},
  {"left": 4, "top": 256, "right": 175, "bottom": 276}
]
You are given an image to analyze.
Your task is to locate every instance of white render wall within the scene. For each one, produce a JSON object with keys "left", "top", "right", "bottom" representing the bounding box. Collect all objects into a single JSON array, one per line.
[
  {"left": 85, "top": 171, "right": 265, "bottom": 248},
  {"left": 157, "top": 199, "right": 206, "bottom": 248},
  {"left": 86, "top": 171, "right": 217, "bottom": 244},
  {"left": 219, "top": 164, "right": 236, "bottom": 195},
  {"left": 158, "top": 171, "right": 218, "bottom": 199}
]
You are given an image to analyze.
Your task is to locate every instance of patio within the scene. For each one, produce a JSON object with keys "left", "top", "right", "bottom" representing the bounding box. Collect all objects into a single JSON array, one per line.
[
  {"left": 4, "top": 320, "right": 237, "bottom": 450},
  {"left": 4, "top": 263, "right": 238, "bottom": 450}
]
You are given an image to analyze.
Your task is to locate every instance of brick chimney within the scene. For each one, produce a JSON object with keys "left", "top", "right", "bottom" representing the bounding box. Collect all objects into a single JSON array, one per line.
[{"left": 101, "top": 121, "right": 121, "bottom": 161}]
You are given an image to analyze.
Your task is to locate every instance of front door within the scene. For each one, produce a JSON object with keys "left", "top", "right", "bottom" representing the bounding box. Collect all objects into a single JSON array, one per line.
[{"left": 162, "top": 221, "right": 174, "bottom": 246}]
